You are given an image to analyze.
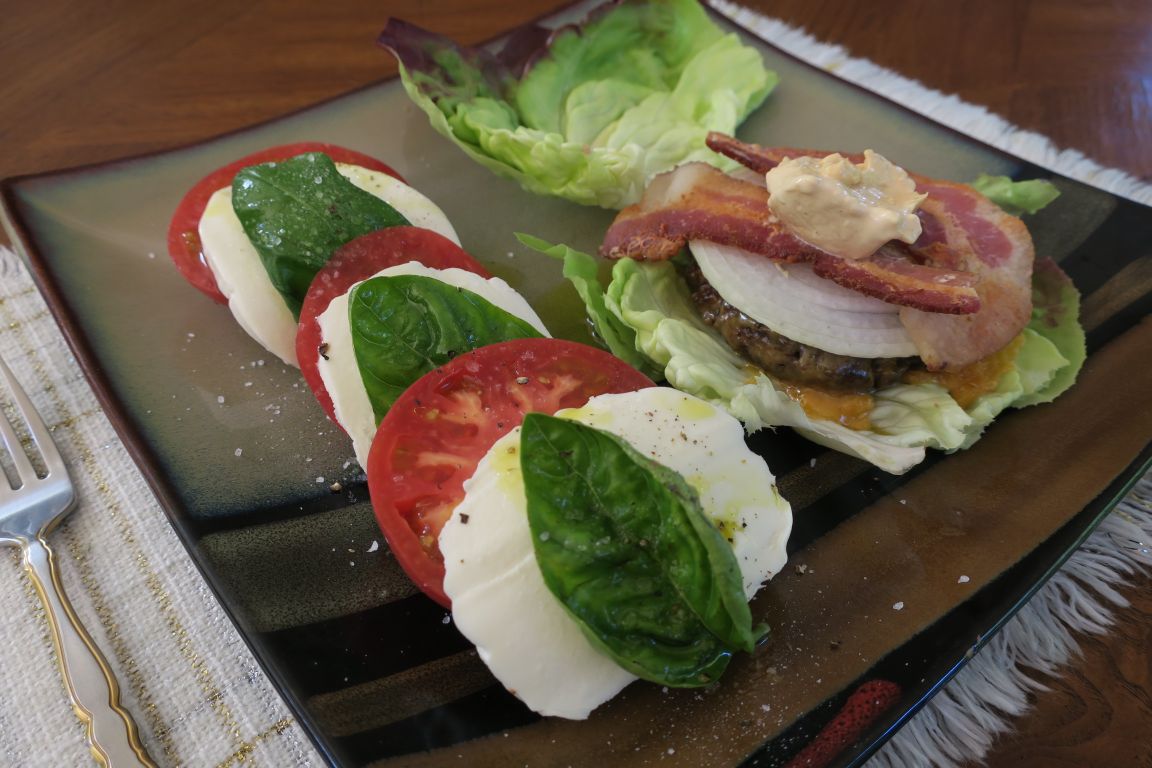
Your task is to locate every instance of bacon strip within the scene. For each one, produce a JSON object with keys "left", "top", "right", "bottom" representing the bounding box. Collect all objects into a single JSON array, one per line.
[
  {"left": 705, "top": 132, "right": 813, "bottom": 173},
  {"left": 605, "top": 135, "right": 1036, "bottom": 369},
  {"left": 600, "top": 162, "right": 981, "bottom": 314},
  {"left": 899, "top": 179, "right": 1034, "bottom": 369}
]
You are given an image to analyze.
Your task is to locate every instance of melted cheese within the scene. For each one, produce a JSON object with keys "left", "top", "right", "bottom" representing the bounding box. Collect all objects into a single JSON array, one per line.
[{"left": 904, "top": 334, "right": 1024, "bottom": 408}]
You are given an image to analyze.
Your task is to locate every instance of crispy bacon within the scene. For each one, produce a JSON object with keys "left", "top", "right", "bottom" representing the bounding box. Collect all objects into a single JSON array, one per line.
[
  {"left": 601, "top": 163, "right": 981, "bottom": 314},
  {"left": 603, "top": 135, "right": 1036, "bottom": 370},
  {"left": 899, "top": 179, "right": 1033, "bottom": 369},
  {"left": 705, "top": 132, "right": 816, "bottom": 174}
]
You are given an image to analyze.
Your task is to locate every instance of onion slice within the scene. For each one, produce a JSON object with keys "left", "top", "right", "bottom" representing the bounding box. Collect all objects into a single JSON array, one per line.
[{"left": 690, "top": 240, "right": 919, "bottom": 359}]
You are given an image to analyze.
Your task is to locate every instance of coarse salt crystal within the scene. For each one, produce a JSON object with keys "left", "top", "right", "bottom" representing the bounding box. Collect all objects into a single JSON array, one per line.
[
  {"left": 893, "top": 601, "right": 905, "bottom": 611},
  {"left": 367, "top": 541, "right": 379, "bottom": 553},
  {"left": 234, "top": 448, "right": 243, "bottom": 457},
  {"left": 958, "top": 575, "right": 970, "bottom": 584}
]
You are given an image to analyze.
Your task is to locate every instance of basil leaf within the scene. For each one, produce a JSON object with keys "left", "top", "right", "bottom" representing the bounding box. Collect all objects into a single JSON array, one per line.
[
  {"left": 349, "top": 274, "right": 543, "bottom": 421},
  {"left": 520, "top": 412, "right": 756, "bottom": 687},
  {"left": 232, "top": 152, "right": 409, "bottom": 317}
]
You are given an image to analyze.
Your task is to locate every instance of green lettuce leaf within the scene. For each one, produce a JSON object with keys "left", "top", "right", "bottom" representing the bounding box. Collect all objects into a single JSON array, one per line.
[
  {"left": 379, "top": 0, "right": 776, "bottom": 209},
  {"left": 557, "top": 254, "right": 1079, "bottom": 473},
  {"left": 232, "top": 152, "right": 408, "bottom": 317},
  {"left": 349, "top": 274, "right": 543, "bottom": 421},
  {"left": 520, "top": 412, "right": 755, "bottom": 686},
  {"left": 971, "top": 173, "right": 1061, "bottom": 216},
  {"left": 1014, "top": 257, "right": 1085, "bottom": 406},
  {"left": 516, "top": 233, "right": 662, "bottom": 378}
]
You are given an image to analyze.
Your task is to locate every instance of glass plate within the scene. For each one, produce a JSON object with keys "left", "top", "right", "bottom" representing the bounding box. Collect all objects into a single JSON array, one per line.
[{"left": 2, "top": 3, "right": 1150, "bottom": 766}]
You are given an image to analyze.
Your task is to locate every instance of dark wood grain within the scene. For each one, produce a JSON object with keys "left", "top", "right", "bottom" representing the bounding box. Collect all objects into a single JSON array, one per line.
[
  {"left": 974, "top": 580, "right": 1152, "bottom": 768},
  {"left": 740, "top": 0, "right": 1152, "bottom": 181},
  {"left": 1, "top": 1, "right": 1150, "bottom": 766}
]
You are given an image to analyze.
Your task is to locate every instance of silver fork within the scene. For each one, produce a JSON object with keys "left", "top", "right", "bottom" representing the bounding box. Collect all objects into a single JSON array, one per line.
[{"left": 0, "top": 356, "right": 157, "bottom": 768}]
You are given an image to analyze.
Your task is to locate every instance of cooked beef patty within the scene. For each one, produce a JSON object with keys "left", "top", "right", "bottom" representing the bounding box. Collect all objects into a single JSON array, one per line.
[{"left": 683, "top": 262, "right": 920, "bottom": 392}]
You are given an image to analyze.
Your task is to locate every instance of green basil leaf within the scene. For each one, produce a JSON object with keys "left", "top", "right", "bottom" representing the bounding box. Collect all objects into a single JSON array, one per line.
[
  {"left": 520, "top": 412, "right": 755, "bottom": 687},
  {"left": 232, "top": 152, "right": 409, "bottom": 317},
  {"left": 349, "top": 274, "right": 543, "bottom": 421}
]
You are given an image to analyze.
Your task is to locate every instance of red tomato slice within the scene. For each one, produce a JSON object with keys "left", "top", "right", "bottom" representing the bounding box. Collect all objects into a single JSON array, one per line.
[
  {"left": 167, "top": 142, "right": 405, "bottom": 304},
  {"left": 367, "top": 338, "right": 655, "bottom": 607},
  {"left": 296, "top": 226, "right": 492, "bottom": 428}
]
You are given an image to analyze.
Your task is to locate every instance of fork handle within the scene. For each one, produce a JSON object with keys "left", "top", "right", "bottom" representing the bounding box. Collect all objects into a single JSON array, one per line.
[{"left": 24, "top": 535, "right": 159, "bottom": 768}]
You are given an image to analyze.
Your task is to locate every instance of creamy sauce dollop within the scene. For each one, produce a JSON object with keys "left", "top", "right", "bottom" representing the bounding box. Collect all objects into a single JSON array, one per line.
[{"left": 765, "top": 150, "right": 926, "bottom": 260}]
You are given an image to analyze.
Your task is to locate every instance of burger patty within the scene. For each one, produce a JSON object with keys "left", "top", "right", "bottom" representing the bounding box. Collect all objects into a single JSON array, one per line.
[{"left": 683, "top": 262, "right": 921, "bottom": 392}]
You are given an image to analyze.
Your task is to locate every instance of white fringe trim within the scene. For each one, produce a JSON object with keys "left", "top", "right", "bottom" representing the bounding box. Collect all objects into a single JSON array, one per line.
[
  {"left": 868, "top": 479, "right": 1152, "bottom": 767},
  {"left": 703, "top": 3, "right": 1152, "bottom": 764},
  {"left": 709, "top": 0, "right": 1152, "bottom": 205}
]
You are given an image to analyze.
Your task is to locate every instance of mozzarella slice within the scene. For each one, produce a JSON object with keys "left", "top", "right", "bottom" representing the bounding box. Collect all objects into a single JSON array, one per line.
[
  {"left": 198, "top": 162, "right": 460, "bottom": 367},
  {"left": 200, "top": 187, "right": 301, "bottom": 365},
  {"left": 440, "top": 388, "right": 792, "bottom": 719},
  {"left": 315, "top": 262, "right": 549, "bottom": 468},
  {"left": 335, "top": 164, "right": 458, "bottom": 243}
]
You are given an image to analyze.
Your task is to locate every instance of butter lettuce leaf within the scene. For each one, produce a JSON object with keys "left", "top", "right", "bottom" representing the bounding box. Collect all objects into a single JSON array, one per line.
[
  {"left": 379, "top": 0, "right": 776, "bottom": 209},
  {"left": 556, "top": 254, "right": 1077, "bottom": 474},
  {"left": 1014, "top": 257, "right": 1085, "bottom": 406},
  {"left": 971, "top": 173, "right": 1061, "bottom": 216},
  {"left": 516, "top": 233, "right": 662, "bottom": 378}
]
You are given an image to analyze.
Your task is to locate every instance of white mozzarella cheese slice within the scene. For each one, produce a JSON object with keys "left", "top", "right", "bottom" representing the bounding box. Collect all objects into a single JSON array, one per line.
[
  {"left": 440, "top": 387, "right": 792, "bottom": 719},
  {"left": 335, "top": 164, "right": 458, "bottom": 244},
  {"left": 315, "top": 262, "right": 549, "bottom": 468},
  {"left": 199, "top": 187, "right": 301, "bottom": 365},
  {"left": 198, "top": 162, "right": 460, "bottom": 367}
]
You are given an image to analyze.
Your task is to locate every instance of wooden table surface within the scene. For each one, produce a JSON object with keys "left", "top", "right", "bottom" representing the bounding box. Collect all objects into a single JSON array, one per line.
[{"left": 2, "top": 1, "right": 1149, "bottom": 766}]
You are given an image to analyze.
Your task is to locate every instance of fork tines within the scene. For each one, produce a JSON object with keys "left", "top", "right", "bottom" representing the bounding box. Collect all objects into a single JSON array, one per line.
[{"left": 0, "top": 356, "right": 59, "bottom": 490}]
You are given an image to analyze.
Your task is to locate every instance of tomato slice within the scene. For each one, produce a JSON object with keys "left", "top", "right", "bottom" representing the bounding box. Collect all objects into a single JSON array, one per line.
[
  {"left": 367, "top": 338, "right": 655, "bottom": 607},
  {"left": 167, "top": 142, "right": 405, "bottom": 304},
  {"left": 296, "top": 226, "right": 492, "bottom": 428}
]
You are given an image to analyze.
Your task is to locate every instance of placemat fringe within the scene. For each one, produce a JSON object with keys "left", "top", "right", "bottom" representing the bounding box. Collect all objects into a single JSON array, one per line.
[{"left": 868, "top": 478, "right": 1152, "bottom": 767}]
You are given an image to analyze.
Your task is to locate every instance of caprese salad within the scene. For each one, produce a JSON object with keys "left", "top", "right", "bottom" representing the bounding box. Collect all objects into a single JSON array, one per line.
[
  {"left": 365, "top": 338, "right": 793, "bottom": 717},
  {"left": 296, "top": 226, "right": 549, "bottom": 467},
  {"left": 170, "top": 145, "right": 551, "bottom": 469},
  {"left": 168, "top": 142, "right": 461, "bottom": 366}
]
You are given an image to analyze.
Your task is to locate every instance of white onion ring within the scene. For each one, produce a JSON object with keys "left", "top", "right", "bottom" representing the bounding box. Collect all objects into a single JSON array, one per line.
[{"left": 690, "top": 240, "right": 919, "bottom": 359}]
